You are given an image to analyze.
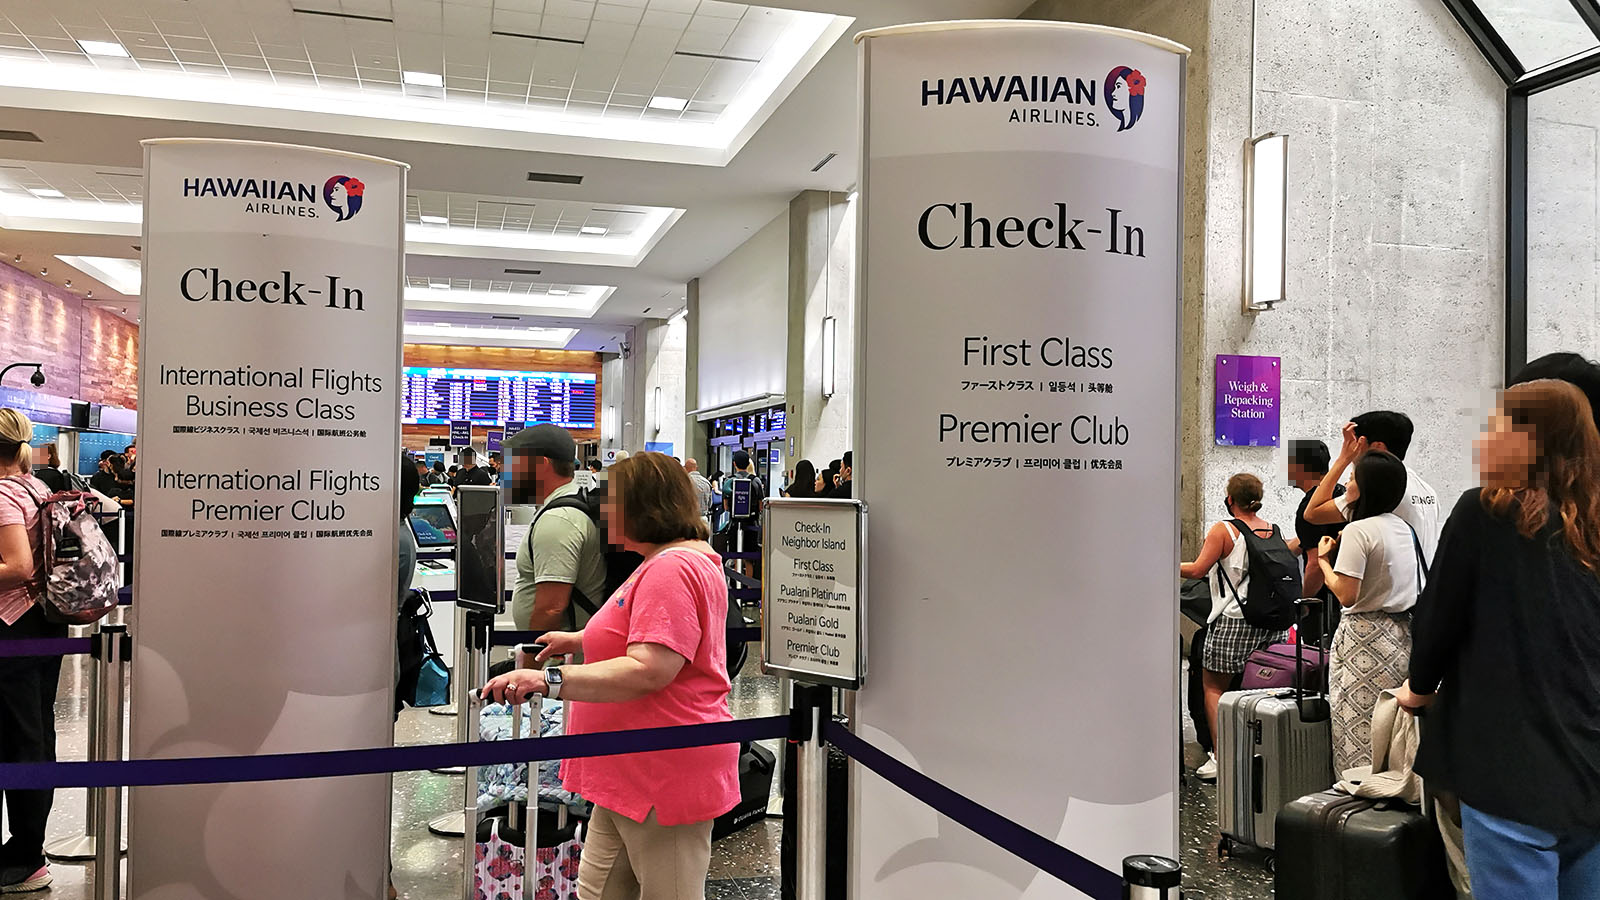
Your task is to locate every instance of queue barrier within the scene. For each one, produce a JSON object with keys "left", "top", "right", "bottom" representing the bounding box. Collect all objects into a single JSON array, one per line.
[{"left": 0, "top": 657, "right": 1179, "bottom": 900}]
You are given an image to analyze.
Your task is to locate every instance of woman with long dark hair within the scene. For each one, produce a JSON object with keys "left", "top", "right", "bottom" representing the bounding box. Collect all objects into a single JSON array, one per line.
[
  {"left": 785, "top": 459, "right": 818, "bottom": 499},
  {"left": 1317, "top": 449, "right": 1420, "bottom": 774},
  {"left": 1397, "top": 380, "right": 1600, "bottom": 899}
]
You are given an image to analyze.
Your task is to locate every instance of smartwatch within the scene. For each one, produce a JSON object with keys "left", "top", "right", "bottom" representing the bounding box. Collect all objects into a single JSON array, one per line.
[{"left": 545, "top": 667, "right": 563, "bottom": 701}]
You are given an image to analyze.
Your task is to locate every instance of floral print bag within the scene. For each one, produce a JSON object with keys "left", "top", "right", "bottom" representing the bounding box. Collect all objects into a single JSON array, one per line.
[{"left": 473, "top": 815, "right": 582, "bottom": 900}]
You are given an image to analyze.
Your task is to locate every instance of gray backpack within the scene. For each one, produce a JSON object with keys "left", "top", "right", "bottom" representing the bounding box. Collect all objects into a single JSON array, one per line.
[{"left": 6, "top": 477, "right": 120, "bottom": 625}]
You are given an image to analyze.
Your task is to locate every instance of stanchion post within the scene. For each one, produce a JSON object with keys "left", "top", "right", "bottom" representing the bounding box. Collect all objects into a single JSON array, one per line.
[
  {"left": 94, "top": 624, "right": 130, "bottom": 900},
  {"left": 45, "top": 627, "right": 103, "bottom": 862},
  {"left": 792, "top": 683, "right": 832, "bottom": 900},
  {"left": 458, "top": 612, "right": 491, "bottom": 900},
  {"left": 1122, "top": 855, "right": 1182, "bottom": 900}
]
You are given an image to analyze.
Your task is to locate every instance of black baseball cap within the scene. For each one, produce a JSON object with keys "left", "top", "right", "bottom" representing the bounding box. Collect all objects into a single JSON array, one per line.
[
  {"left": 732, "top": 449, "right": 751, "bottom": 468},
  {"left": 504, "top": 423, "right": 575, "bottom": 461}
]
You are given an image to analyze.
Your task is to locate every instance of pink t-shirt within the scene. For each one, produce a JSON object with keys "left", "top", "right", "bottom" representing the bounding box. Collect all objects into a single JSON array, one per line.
[
  {"left": 0, "top": 475, "right": 48, "bottom": 624},
  {"left": 560, "top": 546, "right": 740, "bottom": 826}
]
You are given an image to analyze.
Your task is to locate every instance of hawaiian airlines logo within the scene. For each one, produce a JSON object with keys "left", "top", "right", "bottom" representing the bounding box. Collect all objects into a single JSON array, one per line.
[
  {"left": 323, "top": 175, "right": 365, "bottom": 222},
  {"left": 1104, "top": 66, "right": 1146, "bottom": 132}
]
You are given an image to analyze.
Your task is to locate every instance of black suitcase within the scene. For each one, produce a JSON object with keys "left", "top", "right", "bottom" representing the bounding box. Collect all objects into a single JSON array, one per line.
[
  {"left": 712, "top": 742, "right": 776, "bottom": 841},
  {"left": 1275, "top": 790, "right": 1454, "bottom": 899}
]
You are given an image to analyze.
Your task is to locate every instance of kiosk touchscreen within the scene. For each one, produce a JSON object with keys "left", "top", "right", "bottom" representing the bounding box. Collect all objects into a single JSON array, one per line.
[
  {"left": 454, "top": 485, "right": 504, "bottom": 613},
  {"left": 408, "top": 503, "right": 457, "bottom": 548}
]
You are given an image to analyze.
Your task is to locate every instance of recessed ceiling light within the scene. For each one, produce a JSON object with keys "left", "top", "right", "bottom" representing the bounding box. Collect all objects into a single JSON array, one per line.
[
  {"left": 28, "top": 188, "right": 64, "bottom": 199},
  {"left": 419, "top": 214, "right": 448, "bottom": 225},
  {"left": 547, "top": 288, "right": 569, "bottom": 296},
  {"left": 580, "top": 226, "right": 608, "bottom": 236},
  {"left": 648, "top": 95, "right": 689, "bottom": 111},
  {"left": 402, "top": 70, "right": 443, "bottom": 88},
  {"left": 429, "top": 280, "right": 451, "bottom": 289},
  {"left": 77, "top": 40, "right": 130, "bottom": 59}
]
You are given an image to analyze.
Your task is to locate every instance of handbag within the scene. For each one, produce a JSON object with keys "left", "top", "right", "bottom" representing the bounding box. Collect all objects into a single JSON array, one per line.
[{"left": 397, "top": 588, "right": 451, "bottom": 710}]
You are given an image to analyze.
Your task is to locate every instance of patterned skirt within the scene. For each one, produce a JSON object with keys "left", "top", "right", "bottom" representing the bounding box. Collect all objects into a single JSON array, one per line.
[
  {"left": 1202, "top": 615, "right": 1288, "bottom": 675},
  {"left": 1330, "top": 610, "right": 1413, "bottom": 776}
]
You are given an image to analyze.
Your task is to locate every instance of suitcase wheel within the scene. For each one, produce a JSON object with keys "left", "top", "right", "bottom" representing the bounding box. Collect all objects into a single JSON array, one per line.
[
  {"left": 1216, "top": 836, "right": 1233, "bottom": 860},
  {"left": 1265, "top": 854, "right": 1275, "bottom": 874}
]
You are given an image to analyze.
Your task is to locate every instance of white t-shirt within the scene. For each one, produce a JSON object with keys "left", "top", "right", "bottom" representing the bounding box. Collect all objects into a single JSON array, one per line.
[
  {"left": 1332, "top": 512, "right": 1426, "bottom": 614},
  {"left": 1335, "top": 462, "right": 1439, "bottom": 562}
]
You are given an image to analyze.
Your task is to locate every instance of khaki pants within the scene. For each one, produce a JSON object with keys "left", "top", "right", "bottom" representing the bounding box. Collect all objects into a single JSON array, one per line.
[{"left": 579, "top": 806, "right": 714, "bottom": 900}]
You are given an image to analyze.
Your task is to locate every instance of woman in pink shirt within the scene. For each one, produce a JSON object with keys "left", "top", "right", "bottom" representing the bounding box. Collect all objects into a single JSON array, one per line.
[
  {"left": 484, "top": 452, "right": 739, "bottom": 900},
  {"left": 0, "top": 409, "right": 65, "bottom": 894}
]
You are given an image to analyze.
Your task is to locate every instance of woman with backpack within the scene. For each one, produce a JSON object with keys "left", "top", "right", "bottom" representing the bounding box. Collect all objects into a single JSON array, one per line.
[
  {"left": 1315, "top": 449, "right": 1421, "bottom": 775},
  {"left": 482, "top": 452, "right": 738, "bottom": 899},
  {"left": 0, "top": 409, "right": 63, "bottom": 893},
  {"left": 1395, "top": 381, "right": 1600, "bottom": 899},
  {"left": 1180, "top": 473, "right": 1292, "bottom": 781}
]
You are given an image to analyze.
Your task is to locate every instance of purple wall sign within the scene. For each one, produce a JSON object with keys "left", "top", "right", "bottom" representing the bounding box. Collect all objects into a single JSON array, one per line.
[
  {"left": 1215, "top": 355, "right": 1281, "bottom": 447},
  {"left": 485, "top": 430, "right": 504, "bottom": 453},
  {"left": 449, "top": 419, "right": 472, "bottom": 447}
]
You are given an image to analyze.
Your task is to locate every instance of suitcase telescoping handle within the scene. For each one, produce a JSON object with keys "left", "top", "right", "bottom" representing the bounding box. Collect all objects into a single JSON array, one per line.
[{"left": 1291, "top": 598, "right": 1330, "bottom": 723}]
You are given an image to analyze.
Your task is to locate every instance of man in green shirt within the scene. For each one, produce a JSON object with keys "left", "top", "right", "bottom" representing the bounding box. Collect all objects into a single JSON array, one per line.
[{"left": 504, "top": 424, "right": 607, "bottom": 633}]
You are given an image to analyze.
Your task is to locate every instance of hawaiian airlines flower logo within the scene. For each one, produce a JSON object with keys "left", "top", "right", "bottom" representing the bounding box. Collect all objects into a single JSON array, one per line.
[
  {"left": 1104, "top": 66, "right": 1146, "bottom": 132},
  {"left": 323, "top": 174, "right": 365, "bottom": 221}
]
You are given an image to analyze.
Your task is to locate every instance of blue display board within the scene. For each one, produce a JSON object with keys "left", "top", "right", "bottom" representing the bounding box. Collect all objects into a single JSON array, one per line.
[
  {"left": 28, "top": 425, "right": 59, "bottom": 448},
  {"left": 78, "top": 431, "right": 135, "bottom": 475},
  {"left": 401, "top": 367, "right": 597, "bottom": 428}
]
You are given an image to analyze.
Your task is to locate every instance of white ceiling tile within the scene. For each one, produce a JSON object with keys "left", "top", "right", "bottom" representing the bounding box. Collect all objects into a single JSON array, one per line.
[
  {"left": 538, "top": 14, "right": 588, "bottom": 39},
  {"left": 639, "top": 9, "right": 688, "bottom": 29},
  {"left": 529, "top": 39, "right": 578, "bottom": 72},
  {"left": 62, "top": 24, "right": 120, "bottom": 44},
  {"left": 343, "top": 18, "right": 396, "bottom": 41},
  {"left": 488, "top": 77, "right": 529, "bottom": 93},
  {"left": 164, "top": 34, "right": 214, "bottom": 51},
  {"left": 490, "top": 8, "right": 541, "bottom": 33},
  {"left": 695, "top": 0, "right": 744, "bottom": 17},
  {"left": 657, "top": 52, "right": 707, "bottom": 88},
  {"left": 491, "top": 0, "right": 543, "bottom": 11},
  {"left": 294, "top": 0, "right": 343, "bottom": 11},
  {"left": 154, "top": 18, "right": 209, "bottom": 39},
  {"left": 448, "top": 61, "right": 488, "bottom": 77},
  {"left": 222, "top": 53, "right": 268, "bottom": 67},
  {"left": 685, "top": 12, "right": 735, "bottom": 37},
  {"left": 674, "top": 30, "right": 725, "bottom": 53},
  {"left": 443, "top": 36, "right": 487, "bottom": 60},
  {"left": 592, "top": 3, "right": 642, "bottom": 25},
  {"left": 314, "top": 62, "right": 357, "bottom": 77},
  {"left": 173, "top": 48, "right": 223, "bottom": 64},
  {"left": 212, "top": 39, "right": 263, "bottom": 54},
  {"left": 259, "top": 41, "right": 307, "bottom": 58},
  {"left": 135, "top": 57, "right": 182, "bottom": 70},
  {"left": 127, "top": 45, "right": 177, "bottom": 61},
  {"left": 31, "top": 37, "right": 82, "bottom": 53},
  {"left": 695, "top": 56, "right": 752, "bottom": 101},
  {"left": 441, "top": 5, "right": 490, "bottom": 36},
  {"left": 267, "top": 57, "right": 314, "bottom": 73},
  {"left": 645, "top": 0, "right": 697, "bottom": 13},
  {"left": 41, "top": 50, "right": 95, "bottom": 67},
  {"left": 584, "top": 20, "right": 632, "bottom": 48},
  {"left": 542, "top": 0, "right": 593, "bottom": 18}
]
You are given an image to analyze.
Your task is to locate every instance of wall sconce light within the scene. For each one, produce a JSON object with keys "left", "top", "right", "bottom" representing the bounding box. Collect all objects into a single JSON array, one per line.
[
  {"left": 1243, "top": 133, "right": 1288, "bottom": 313},
  {"left": 652, "top": 386, "right": 662, "bottom": 435},
  {"left": 821, "top": 316, "right": 837, "bottom": 398}
]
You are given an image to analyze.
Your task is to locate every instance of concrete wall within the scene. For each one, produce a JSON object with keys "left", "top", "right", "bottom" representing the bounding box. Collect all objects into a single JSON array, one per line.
[
  {"left": 785, "top": 190, "right": 857, "bottom": 470},
  {"left": 636, "top": 315, "right": 687, "bottom": 457},
  {"left": 1199, "top": 0, "right": 1505, "bottom": 539},
  {"left": 601, "top": 352, "right": 627, "bottom": 453},
  {"left": 696, "top": 211, "right": 789, "bottom": 410},
  {"left": 1025, "top": 0, "right": 1506, "bottom": 549}
]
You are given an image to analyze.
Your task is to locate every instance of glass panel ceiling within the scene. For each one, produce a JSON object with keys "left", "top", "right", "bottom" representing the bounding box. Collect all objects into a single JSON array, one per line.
[{"left": 1476, "top": 0, "right": 1600, "bottom": 70}]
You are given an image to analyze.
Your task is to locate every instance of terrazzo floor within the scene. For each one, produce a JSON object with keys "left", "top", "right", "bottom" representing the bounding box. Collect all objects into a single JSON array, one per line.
[{"left": 29, "top": 647, "right": 1270, "bottom": 899}]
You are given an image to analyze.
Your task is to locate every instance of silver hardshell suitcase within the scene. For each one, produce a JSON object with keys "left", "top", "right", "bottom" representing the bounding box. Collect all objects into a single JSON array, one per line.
[{"left": 1216, "top": 608, "right": 1333, "bottom": 856}]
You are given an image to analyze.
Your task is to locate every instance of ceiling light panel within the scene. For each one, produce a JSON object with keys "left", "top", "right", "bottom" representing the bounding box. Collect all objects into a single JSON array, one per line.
[
  {"left": 0, "top": 0, "right": 852, "bottom": 164},
  {"left": 1, "top": 164, "right": 682, "bottom": 266}
]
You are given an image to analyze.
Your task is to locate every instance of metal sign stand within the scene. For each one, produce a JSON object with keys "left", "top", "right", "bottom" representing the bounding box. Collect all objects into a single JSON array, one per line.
[
  {"left": 93, "top": 625, "right": 128, "bottom": 900},
  {"left": 429, "top": 612, "right": 489, "bottom": 837},
  {"left": 46, "top": 621, "right": 129, "bottom": 862}
]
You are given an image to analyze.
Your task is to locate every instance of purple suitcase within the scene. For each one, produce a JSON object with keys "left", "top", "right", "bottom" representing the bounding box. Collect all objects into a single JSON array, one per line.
[{"left": 1241, "top": 642, "right": 1329, "bottom": 691}]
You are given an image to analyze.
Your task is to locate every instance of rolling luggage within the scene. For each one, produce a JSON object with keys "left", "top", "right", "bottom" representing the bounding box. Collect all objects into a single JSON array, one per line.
[
  {"left": 473, "top": 700, "right": 585, "bottom": 900},
  {"left": 1274, "top": 791, "right": 1454, "bottom": 899},
  {"left": 1240, "top": 641, "right": 1329, "bottom": 691},
  {"left": 1217, "top": 604, "right": 1333, "bottom": 856}
]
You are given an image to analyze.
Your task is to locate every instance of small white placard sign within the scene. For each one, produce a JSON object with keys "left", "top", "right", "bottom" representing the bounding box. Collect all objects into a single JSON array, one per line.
[{"left": 762, "top": 498, "right": 865, "bottom": 689}]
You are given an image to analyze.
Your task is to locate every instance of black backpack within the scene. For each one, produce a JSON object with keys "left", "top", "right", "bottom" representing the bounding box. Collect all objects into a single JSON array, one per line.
[
  {"left": 535, "top": 488, "right": 642, "bottom": 626},
  {"left": 1217, "top": 519, "right": 1300, "bottom": 630}
]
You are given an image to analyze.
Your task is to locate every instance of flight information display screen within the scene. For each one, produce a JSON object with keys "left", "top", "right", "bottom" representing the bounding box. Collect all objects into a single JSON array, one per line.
[{"left": 401, "top": 367, "right": 597, "bottom": 428}]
